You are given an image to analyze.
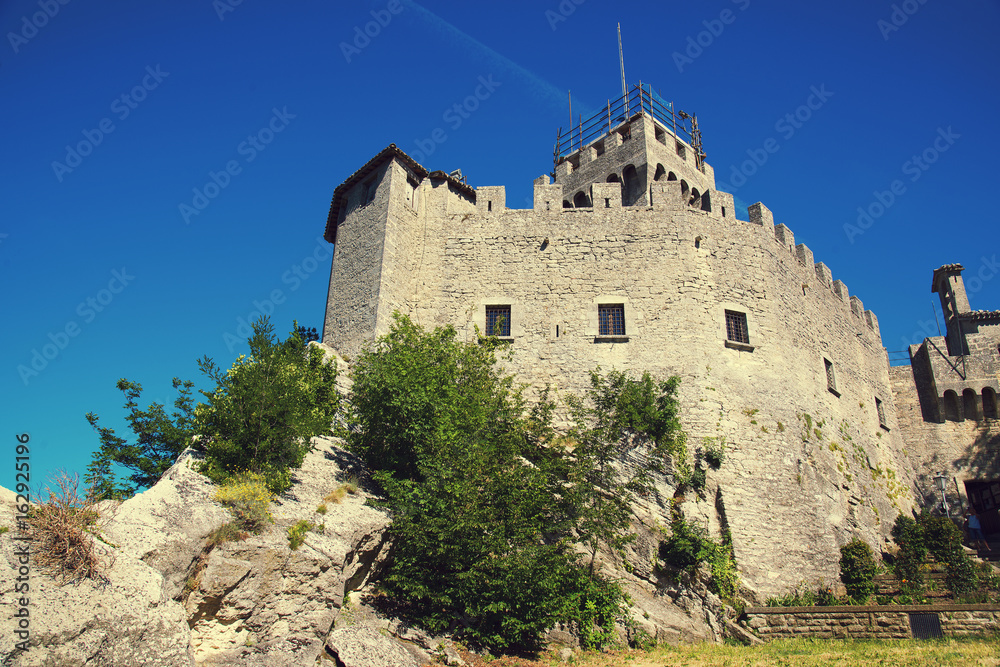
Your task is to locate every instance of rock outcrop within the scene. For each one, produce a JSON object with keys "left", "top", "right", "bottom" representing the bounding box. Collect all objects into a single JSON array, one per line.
[{"left": 1, "top": 426, "right": 727, "bottom": 664}]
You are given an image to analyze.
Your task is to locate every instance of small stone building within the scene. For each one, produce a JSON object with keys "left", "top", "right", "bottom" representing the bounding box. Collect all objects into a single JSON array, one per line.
[{"left": 320, "top": 85, "right": 998, "bottom": 596}]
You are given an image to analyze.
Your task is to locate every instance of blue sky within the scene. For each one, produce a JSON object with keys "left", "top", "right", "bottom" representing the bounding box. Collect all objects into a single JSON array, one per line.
[{"left": 3, "top": 0, "right": 998, "bottom": 492}]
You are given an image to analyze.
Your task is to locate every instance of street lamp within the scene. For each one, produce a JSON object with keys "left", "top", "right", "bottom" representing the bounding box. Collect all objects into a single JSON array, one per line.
[{"left": 934, "top": 473, "right": 949, "bottom": 518}]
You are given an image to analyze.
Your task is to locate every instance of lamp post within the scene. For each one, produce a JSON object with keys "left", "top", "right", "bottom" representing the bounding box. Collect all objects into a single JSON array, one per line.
[{"left": 934, "top": 473, "right": 949, "bottom": 518}]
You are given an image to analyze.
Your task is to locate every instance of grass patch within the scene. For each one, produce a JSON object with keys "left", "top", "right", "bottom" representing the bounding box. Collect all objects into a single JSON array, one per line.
[
  {"left": 468, "top": 636, "right": 1000, "bottom": 666},
  {"left": 321, "top": 477, "right": 360, "bottom": 506},
  {"left": 214, "top": 471, "right": 274, "bottom": 534}
]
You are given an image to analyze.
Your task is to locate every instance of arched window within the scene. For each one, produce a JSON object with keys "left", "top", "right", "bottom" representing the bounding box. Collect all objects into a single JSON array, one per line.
[
  {"left": 562, "top": 199, "right": 572, "bottom": 208},
  {"left": 654, "top": 164, "right": 666, "bottom": 181},
  {"left": 681, "top": 179, "right": 690, "bottom": 200},
  {"left": 943, "top": 390, "right": 961, "bottom": 422},
  {"left": 667, "top": 172, "right": 677, "bottom": 181},
  {"left": 622, "top": 164, "right": 640, "bottom": 206},
  {"left": 964, "top": 388, "right": 982, "bottom": 421},
  {"left": 690, "top": 187, "right": 701, "bottom": 208},
  {"left": 606, "top": 173, "right": 620, "bottom": 183},
  {"left": 983, "top": 387, "right": 998, "bottom": 420},
  {"left": 573, "top": 191, "right": 591, "bottom": 208}
]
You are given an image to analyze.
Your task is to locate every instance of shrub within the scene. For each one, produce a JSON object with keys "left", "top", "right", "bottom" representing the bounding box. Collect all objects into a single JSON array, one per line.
[
  {"left": 702, "top": 437, "right": 725, "bottom": 469},
  {"left": 349, "top": 314, "right": 637, "bottom": 652},
  {"left": 659, "top": 517, "right": 739, "bottom": 603},
  {"left": 288, "top": 519, "right": 313, "bottom": 550},
  {"left": 196, "top": 318, "right": 340, "bottom": 493},
  {"left": 839, "top": 538, "right": 878, "bottom": 602},
  {"left": 214, "top": 471, "right": 274, "bottom": 534},
  {"left": 891, "top": 514, "right": 926, "bottom": 594},
  {"left": 31, "top": 473, "right": 112, "bottom": 582}
]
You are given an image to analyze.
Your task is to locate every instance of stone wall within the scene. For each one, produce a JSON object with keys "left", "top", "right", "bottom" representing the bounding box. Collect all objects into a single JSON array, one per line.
[
  {"left": 745, "top": 604, "right": 1000, "bottom": 640},
  {"left": 323, "top": 141, "right": 925, "bottom": 597}
]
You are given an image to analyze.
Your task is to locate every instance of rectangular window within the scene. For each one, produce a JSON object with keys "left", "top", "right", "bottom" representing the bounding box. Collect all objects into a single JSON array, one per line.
[
  {"left": 598, "top": 304, "right": 625, "bottom": 336},
  {"left": 876, "top": 397, "right": 888, "bottom": 429},
  {"left": 485, "top": 305, "right": 511, "bottom": 337},
  {"left": 725, "top": 310, "right": 749, "bottom": 344},
  {"left": 825, "top": 358, "right": 839, "bottom": 395}
]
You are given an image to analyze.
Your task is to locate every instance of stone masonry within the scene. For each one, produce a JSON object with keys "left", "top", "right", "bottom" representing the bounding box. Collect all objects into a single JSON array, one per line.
[{"left": 320, "top": 94, "right": 998, "bottom": 598}]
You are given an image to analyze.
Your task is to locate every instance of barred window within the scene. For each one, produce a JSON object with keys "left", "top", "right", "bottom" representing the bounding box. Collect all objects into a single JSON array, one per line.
[
  {"left": 825, "top": 358, "right": 839, "bottom": 395},
  {"left": 725, "top": 310, "right": 749, "bottom": 344},
  {"left": 598, "top": 304, "right": 625, "bottom": 336},
  {"left": 876, "top": 397, "right": 887, "bottom": 428},
  {"left": 485, "top": 305, "right": 511, "bottom": 337}
]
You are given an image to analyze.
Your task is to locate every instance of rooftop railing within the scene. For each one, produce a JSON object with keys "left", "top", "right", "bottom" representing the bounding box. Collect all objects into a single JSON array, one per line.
[{"left": 554, "top": 83, "right": 706, "bottom": 170}]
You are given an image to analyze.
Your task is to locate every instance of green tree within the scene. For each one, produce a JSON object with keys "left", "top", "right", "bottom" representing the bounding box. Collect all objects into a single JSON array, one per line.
[
  {"left": 196, "top": 318, "right": 339, "bottom": 493},
  {"left": 566, "top": 368, "right": 687, "bottom": 563},
  {"left": 85, "top": 377, "right": 196, "bottom": 500},
  {"left": 348, "top": 314, "right": 627, "bottom": 652}
]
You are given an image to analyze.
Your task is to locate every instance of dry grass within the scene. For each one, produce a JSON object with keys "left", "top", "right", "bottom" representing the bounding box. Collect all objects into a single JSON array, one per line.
[
  {"left": 320, "top": 477, "right": 360, "bottom": 508},
  {"left": 465, "top": 636, "right": 1000, "bottom": 667},
  {"left": 31, "top": 473, "right": 113, "bottom": 583}
]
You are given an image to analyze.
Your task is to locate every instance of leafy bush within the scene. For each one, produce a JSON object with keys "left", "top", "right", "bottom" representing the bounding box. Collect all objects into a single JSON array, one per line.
[
  {"left": 659, "top": 517, "right": 739, "bottom": 603},
  {"left": 288, "top": 519, "right": 313, "bottom": 550},
  {"left": 839, "top": 538, "right": 878, "bottom": 602},
  {"left": 31, "top": 474, "right": 113, "bottom": 582},
  {"left": 196, "top": 318, "right": 339, "bottom": 493},
  {"left": 702, "top": 437, "right": 725, "bottom": 469},
  {"left": 890, "top": 514, "right": 926, "bottom": 594},
  {"left": 85, "top": 377, "right": 196, "bottom": 500},
  {"left": 214, "top": 471, "right": 274, "bottom": 534},
  {"left": 348, "top": 314, "right": 639, "bottom": 652}
]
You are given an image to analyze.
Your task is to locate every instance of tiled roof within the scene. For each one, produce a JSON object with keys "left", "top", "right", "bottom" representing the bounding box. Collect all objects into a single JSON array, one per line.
[
  {"left": 323, "top": 145, "right": 475, "bottom": 244},
  {"left": 931, "top": 263, "right": 965, "bottom": 292}
]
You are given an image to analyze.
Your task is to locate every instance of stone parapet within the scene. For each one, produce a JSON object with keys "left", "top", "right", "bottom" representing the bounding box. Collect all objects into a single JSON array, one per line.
[{"left": 745, "top": 604, "right": 1000, "bottom": 640}]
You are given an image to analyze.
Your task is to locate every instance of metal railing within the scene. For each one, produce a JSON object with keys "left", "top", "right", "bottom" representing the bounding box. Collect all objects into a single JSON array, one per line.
[{"left": 554, "top": 83, "right": 706, "bottom": 170}]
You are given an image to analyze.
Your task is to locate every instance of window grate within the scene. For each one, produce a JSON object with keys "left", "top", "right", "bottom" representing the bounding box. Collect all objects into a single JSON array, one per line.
[
  {"left": 725, "top": 310, "right": 749, "bottom": 344},
  {"left": 909, "top": 613, "right": 942, "bottom": 639},
  {"left": 485, "top": 305, "right": 511, "bottom": 337},
  {"left": 598, "top": 304, "right": 625, "bottom": 336},
  {"left": 876, "top": 397, "right": 887, "bottom": 427},
  {"left": 825, "top": 359, "right": 838, "bottom": 393}
]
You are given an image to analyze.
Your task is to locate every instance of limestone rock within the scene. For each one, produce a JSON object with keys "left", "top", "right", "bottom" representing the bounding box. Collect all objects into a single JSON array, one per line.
[
  {"left": 0, "top": 530, "right": 194, "bottom": 666},
  {"left": 325, "top": 626, "right": 419, "bottom": 667},
  {"left": 101, "top": 448, "right": 231, "bottom": 599}
]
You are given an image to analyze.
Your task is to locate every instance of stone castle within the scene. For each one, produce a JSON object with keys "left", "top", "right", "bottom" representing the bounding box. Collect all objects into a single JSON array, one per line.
[{"left": 320, "top": 85, "right": 999, "bottom": 596}]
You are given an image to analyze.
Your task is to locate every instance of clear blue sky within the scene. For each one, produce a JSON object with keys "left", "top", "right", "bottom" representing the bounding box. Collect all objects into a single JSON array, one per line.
[{"left": 3, "top": 0, "right": 998, "bottom": 492}]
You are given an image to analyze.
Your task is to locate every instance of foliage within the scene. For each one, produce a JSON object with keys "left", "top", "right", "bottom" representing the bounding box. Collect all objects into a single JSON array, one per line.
[
  {"left": 196, "top": 317, "right": 339, "bottom": 493},
  {"left": 566, "top": 368, "right": 687, "bottom": 558},
  {"left": 295, "top": 325, "right": 320, "bottom": 343},
  {"left": 890, "top": 514, "right": 926, "bottom": 594},
  {"left": 839, "top": 538, "right": 878, "bottom": 602},
  {"left": 347, "top": 314, "right": 637, "bottom": 652},
  {"left": 765, "top": 584, "right": 837, "bottom": 608},
  {"left": 31, "top": 473, "right": 112, "bottom": 582},
  {"left": 659, "top": 516, "right": 739, "bottom": 603},
  {"left": 85, "top": 377, "right": 196, "bottom": 500},
  {"left": 702, "top": 437, "right": 725, "bottom": 469},
  {"left": 288, "top": 519, "right": 314, "bottom": 550},
  {"left": 214, "top": 471, "right": 274, "bottom": 534}
]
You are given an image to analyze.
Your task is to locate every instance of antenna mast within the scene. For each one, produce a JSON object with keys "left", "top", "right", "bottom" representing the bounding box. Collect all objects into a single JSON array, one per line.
[{"left": 618, "top": 23, "right": 627, "bottom": 114}]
